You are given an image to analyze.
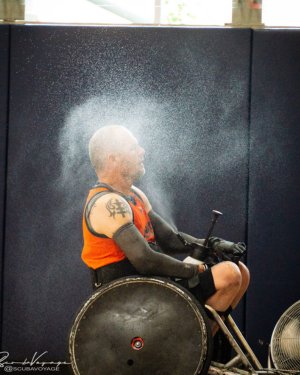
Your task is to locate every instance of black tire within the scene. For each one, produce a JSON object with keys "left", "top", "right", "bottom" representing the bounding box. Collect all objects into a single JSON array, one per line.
[{"left": 69, "top": 276, "right": 213, "bottom": 375}]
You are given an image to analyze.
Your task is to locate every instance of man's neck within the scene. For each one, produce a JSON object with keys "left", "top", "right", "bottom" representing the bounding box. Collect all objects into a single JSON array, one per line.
[{"left": 98, "top": 176, "right": 133, "bottom": 195}]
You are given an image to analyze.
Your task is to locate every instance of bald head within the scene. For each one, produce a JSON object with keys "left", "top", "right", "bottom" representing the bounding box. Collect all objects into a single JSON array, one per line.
[{"left": 89, "top": 125, "right": 136, "bottom": 173}]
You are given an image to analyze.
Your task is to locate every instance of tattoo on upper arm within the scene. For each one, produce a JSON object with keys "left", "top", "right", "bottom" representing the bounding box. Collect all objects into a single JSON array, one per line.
[{"left": 106, "top": 198, "right": 131, "bottom": 219}]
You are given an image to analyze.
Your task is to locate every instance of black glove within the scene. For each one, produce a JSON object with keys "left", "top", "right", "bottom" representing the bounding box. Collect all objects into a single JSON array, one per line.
[{"left": 208, "top": 237, "right": 246, "bottom": 264}]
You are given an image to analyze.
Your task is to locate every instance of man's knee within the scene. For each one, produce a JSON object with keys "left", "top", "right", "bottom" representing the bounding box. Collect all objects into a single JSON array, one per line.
[
  {"left": 238, "top": 261, "right": 250, "bottom": 288},
  {"left": 212, "top": 261, "right": 242, "bottom": 290},
  {"left": 223, "top": 261, "right": 242, "bottom": 287}
]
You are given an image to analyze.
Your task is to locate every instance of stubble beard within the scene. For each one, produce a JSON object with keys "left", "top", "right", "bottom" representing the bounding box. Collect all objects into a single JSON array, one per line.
[{"left": 122, "top": 166, "right": 145, "bottom": 184}]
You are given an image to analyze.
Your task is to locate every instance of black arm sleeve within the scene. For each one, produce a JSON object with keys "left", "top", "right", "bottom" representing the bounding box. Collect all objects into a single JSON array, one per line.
[
  {"left": 148, "top": 210, "right": 204, "bottom": 254},
  {"left": 113, "top": 223, "right": 199, "bottom": 279}
]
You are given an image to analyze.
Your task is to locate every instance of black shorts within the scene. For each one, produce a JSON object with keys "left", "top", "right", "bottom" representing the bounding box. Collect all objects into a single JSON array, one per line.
[{"left": 176, "top": 268, "right": 216, "bottom": 305}]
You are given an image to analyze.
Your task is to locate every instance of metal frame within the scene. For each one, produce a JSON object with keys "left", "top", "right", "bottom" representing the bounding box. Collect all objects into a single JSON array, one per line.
[
  {"left": 205, "top": 305, "right": 263, "bottom": 374},
  {"left": 205, "top": 306, "right": 300, "bottom": 375}
]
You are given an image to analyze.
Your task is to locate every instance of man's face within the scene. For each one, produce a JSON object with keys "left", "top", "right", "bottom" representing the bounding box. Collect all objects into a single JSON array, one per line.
[{"left": 117, "top": 131, "right": 145, "bottom": 181}]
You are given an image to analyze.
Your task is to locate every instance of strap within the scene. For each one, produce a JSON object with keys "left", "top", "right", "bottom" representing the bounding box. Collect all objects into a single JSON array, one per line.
[
  {"left": 85, "top": 191, "right": 111, "bottom": 238},
  {"left": 95, "top": 181, "right": 143, "bottom": 206},
  {"left": 130, "top": 187, "right": 144, "bottom": 204},
  {"left": 92, "top": 182, "right": 114, "bottom": 191},
  {"left": 94, "top": 181, "right": 137, "bottom": 217},
  {"left": 92, "top": 259, "right": 138, "bottom": 288},
  {"left": 90, "top": 268, "right": 102, "bottom": 289}
]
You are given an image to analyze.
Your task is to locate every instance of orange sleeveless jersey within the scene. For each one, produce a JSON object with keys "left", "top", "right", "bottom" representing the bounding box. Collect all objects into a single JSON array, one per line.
[{"left": 81, "top": 185, "right": 156, "bottom": 269}]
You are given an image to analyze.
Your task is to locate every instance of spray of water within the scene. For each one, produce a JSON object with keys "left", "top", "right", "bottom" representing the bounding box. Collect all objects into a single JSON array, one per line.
[
  {"left": 59, "top": 83, "right": 247, "bottom": 229},
  {"left": 59, "top": 93, "right": 178, "bottom": 223}
]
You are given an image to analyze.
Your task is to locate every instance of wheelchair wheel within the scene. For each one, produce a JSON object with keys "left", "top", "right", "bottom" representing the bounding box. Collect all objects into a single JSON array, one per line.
[{"left": 69, "top": 276, "right": 213, "bottom": 375}]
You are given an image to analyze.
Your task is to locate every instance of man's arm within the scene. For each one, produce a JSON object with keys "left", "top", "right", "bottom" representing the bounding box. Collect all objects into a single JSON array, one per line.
[
  {"left": 131, "top": 186, "right": 204, "bottom": 254},
  {"left": 149, "top": 210, "right": 246, "bottom": 263},
  {"left": 130, "top": 187, "right": 246, "bottom": 263},
  {"left": 88, "top": 192, "right": 204, "bottom": 278},
  {"left": 148, "top": 210, "right": 205, "bottom": 254}
]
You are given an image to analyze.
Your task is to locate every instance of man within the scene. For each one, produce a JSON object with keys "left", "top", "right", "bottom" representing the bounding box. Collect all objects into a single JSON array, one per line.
[{"left": 82, "top": 125, "right": 249, "bottom": 319}]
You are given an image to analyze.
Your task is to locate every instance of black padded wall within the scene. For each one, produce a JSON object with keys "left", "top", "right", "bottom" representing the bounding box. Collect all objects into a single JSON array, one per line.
[
  {"left": 0, "top": 25, "right": 9, "bottom": 348},
  {"left": 2, "top": 25, "right": 251, "bottom": 360},
  {"left": 247, "top": 29, "right": 300, "bottom": 364}
]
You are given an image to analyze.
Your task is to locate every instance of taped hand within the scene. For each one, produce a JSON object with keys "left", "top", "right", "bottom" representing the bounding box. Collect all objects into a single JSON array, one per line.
[{"left": 208, "top": 237, "right": 246, "bottom": 264}]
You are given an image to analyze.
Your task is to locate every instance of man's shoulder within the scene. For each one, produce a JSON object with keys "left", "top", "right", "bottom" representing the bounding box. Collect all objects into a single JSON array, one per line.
[{"left": 87, "top": 192, "right": 133, "bottom": 238}]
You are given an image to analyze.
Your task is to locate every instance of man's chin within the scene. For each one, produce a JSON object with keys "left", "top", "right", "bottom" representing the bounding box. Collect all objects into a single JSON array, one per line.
[{"left": 133, "top": 168, "right": 145, "bottom": 182}]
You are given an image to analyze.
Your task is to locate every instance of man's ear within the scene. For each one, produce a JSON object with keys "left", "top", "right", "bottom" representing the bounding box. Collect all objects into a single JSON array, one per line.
[
  {"left": 108, "top": 153, "right": 116, "bottom": 162},
  {"left": 108, "top": 153, "right": 121, "bottom": 163}
]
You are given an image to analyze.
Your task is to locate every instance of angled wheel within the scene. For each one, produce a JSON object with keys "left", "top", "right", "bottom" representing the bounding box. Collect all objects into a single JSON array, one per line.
[{"left": 69, "top": 276, "right": 213, "bottom": 375}]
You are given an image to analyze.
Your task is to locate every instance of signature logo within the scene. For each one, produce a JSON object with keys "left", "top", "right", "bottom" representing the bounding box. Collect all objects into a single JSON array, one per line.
[{"left": 0, "top": 351, "right": 70, "bottom": 372}]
